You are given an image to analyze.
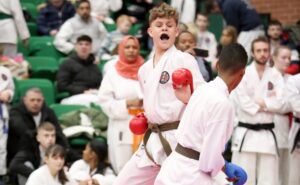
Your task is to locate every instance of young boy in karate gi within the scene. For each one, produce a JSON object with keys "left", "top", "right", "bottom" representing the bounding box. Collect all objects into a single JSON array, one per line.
[
  {"left": 114, "top": 3, "right": 204, "bottom": 185},
  {"left": 155, "top": 43, "right": 248, "bottom": 185}
]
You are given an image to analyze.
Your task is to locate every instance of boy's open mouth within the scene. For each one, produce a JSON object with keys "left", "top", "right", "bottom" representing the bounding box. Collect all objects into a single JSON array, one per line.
[{"left": 160, "top": 33, "right": 170, "bottom": 41}]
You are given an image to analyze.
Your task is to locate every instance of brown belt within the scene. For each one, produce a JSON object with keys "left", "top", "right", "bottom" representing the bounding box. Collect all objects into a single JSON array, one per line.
[
  {"left": 175, "top": 143, "right": 200, "bottom": 160},
  {"left": 143, "top": 121, "right": 179, "bottom": 164}
]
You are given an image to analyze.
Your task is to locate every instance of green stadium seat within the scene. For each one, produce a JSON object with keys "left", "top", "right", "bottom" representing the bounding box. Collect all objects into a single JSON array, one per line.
[
  {"left": 29, "top": 41, "right": 66, "bottom": 60},
  {"left": 16, "top": 78, "right": 56, "bottom": 105},
  {"left": 50, "top": 104, "right": 86, "bottom": 118},
  {"left": 208, "top": 13, "right": 224, "bottom": 42},
  {"left": 103, "top": 23, "right": 117, "bottom": 32},
  {"left": 17, "top": 36, "right": 53, "bottom": 57},
  {"left": 21, "top": 2, "right": 38, "bottom": 20},
  {"left": 26, "top": 56, "right": 59, "bottom": 81},
  {"left": 27, "top": 22, "right": 38, "bottom": 36}
]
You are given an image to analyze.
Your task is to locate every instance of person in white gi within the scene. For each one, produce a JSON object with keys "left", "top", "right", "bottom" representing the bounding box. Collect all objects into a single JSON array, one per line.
[
  {"left": 285, "top": 73, "right": 300, "bottom": 185},
  {"left": 89, "top": 0, "right": 122, "bottom": 24},
  {"left": 98, "top": 36, "right": 144, "bottom": 174},
  {"left": 0, "top": 0, "right": 30, "bottom": 58},
  {"left": 0, "top": 66, "right": 14, "bottom": 176},
  {"left": 170, "top": 0, "right": 196, "bottom": 24},
  {"left": 54, "top": 0, "right": 107, "bottom": 56},
  {"left": 26, "top": 144, "right": 76, "bottom": 185},
  {"left": 69, "top": 140, "right": 116, "bottom": 185},
  {"left": 113, "top": 3, "right": 204, "bottom": 185},
  {"left": 231, "top": 37, "right": 282, "bottom": 185},
  {"left": 266, "top": 46, "right": 293, "bottom": 185}
]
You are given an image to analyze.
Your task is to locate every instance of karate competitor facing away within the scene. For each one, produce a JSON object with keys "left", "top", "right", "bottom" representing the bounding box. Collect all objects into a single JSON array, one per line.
[
  {"left": 114, "top": 3, "right": 204, "bottom": 185},
  {"left": 155, "top": 43, "right": 248, "bottom": 185}
]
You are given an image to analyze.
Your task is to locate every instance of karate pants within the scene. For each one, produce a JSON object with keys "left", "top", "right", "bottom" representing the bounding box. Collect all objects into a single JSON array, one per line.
[
  {"left": 278, "top": 149, "right": 289, "bottom": 185},
  {"left": 232, "top": 151, "right": 278, "bottom": 185},
  {"left": 288, "top": 148, "right": 300, "bottom": 185}
]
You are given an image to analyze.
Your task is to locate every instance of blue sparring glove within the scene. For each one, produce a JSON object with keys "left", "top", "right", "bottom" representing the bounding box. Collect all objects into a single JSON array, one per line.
[{"left": 223, "top": 161, "right": 247, "bottom": 185}]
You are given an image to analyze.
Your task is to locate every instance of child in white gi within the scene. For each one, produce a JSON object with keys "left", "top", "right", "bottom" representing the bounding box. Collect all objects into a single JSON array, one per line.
[
  {"left": 155, "top": 43, "right": 248, "bottom": 185},
  {"left": 113, "top": 3, "right": 204, "bottom": 185}
]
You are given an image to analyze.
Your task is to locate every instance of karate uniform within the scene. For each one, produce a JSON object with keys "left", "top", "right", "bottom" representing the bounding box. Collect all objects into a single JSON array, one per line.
[
  {"left": 69, "top": 159, "right": 116, "bottom": 185},
  {"left": 0, "top": 0, "right": 30, "bottom": 57},
  {"left": 154, "top": 77, "right": 233, "bottom": 185},
  {"left": 232, "top": 62, "right": 282, "bottom": 185},
  {"left": 0, "top": 66, "right": 14, "bottom": 175},
  {"left": 98, "top": 67, "right": 141, "bottom": 173},
  {"left": 196, "top": 30, "right": 218, "bottom": 62},
  {"left": 113, "top": 46, "right": 204, "bottom": 185},
  {"left": 285, "top": 74, "right": 300, "bottom": 185},
  {"left": 26, "top": 165, "right": 76, "bottom": 185}
]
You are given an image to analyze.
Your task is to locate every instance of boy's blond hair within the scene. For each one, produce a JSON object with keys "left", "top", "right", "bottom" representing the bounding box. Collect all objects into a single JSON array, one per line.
[
  {"left": 149, "top": 3, "right": 179, "bottom": 25},
  {"left": 116, "top": 14, "right": 132, "bottom": 26}
]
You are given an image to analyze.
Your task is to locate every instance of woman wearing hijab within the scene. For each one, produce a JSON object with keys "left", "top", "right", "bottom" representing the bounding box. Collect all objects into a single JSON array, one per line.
[{"left": 98, "top": 36, "right": 144, "bottom": 174}]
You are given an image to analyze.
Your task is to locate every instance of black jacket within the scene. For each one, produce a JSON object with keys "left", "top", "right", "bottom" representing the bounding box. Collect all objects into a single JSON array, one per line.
[
  {"left": 7, "top": 103, "right": 68, "bottom": 165},
  {"left": 56, "top": 53, "right": 102, "bottom": 95},
  {"left": 9, "top": 130, "right": 79, "bottom": 177}
]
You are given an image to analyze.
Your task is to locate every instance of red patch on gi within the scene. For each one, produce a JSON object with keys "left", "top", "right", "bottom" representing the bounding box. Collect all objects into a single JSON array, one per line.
[
  {"left": 159, "top": 71, "right": 169, "bottom": 84},
  {"left": 1, "top": 74, "right": 7, "bottom": 81}
]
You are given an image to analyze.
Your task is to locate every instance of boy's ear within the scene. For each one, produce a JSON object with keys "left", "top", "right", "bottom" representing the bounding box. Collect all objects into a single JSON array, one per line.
[{"left": 147, "top": 27, "right": 153, "bottom": 37}]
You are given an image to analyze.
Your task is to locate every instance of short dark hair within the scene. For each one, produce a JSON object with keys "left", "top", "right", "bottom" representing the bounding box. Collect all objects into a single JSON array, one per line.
[
  {"left": 75, "top": 0, "right": 90, "bottom": 8},
  {"left": 76, "top": 35, "right": 92, "bottom": 43},
  {"left": 268, "top": 20, "right": 282, "bottom": 29},
  {"left": 218, "top": 43, "right": 248, "bottom": 74},
  {"left": 251, "top": 36, "right": 269, "bottom": 53}
]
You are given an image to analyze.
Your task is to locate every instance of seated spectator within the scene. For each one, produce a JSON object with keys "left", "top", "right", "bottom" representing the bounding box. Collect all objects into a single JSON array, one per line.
[
  {"left": 37, "top": 0, "right": 76, "bottom": 36},
  {"left": 69, "top": 139, "right": 116, "bottom": 185},
  {"left": 98, "top": 36, "right": 144, "bottom": 173},
  {"left": 89, "top": 0, "right": 122, "bottom": 24},
  {"left": 0, "top": 65, "right": 14, "bottom": 176},
  {"left": 175, "top": 31, "right": 213, "bottom": 82},
  {"left": 0, "top": 44, "right": 29, "bottom": 79},
  {"left": 7, "top": 88, "right": 68, "bottom": 165},
  {"left": 56, "top": 35, "right": 102, "bottom": 106},
  {"left": 267, "top": 20, "right": 300, "bottom": 74},
  {"left": 54, "top": 0, "right": 107, "bottom": 56},
  {"left": 170, "top": 0, "right": 196, "bottom": 24},
  {"left": 195, "top": 12, "right": 217, "bottom": 62},
  {"left": 9, "top": 122, "right": 76, "bottom": 185},
  {"left": 26, "top": 144, "right": 76, "bottom": 185},
  {"left": 99, "top": 15, "right": 132, "bottom": 60}
]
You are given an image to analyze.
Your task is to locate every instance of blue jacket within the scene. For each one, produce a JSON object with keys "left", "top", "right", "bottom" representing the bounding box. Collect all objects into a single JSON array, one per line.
[
  {"left": 37, "top": 1, "right": 75, "bottom": 35},
  {"left": 217, "top": 0, "right": 261, "bottom": 33}
]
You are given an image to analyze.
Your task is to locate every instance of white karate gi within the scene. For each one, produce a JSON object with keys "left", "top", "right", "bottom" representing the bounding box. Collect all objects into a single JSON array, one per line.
[
  {"left": 155, "top": 77, "right": 233, "bottom": 185},
  {"left": 89, "top": 0, "right": 122, "bottom": 24},
  {"left": 0, "top": 66, "right": 14, "bottom": 175},
  {"left": 232, "top": 62, "right": 282, "bottom": 185},
  {"left": 196, "top": 30, "right": 218, "bottom": 62},
  {"left": 0, "top": 0, "right": 30, "bottom": 57},
  {"left": 98, "top": 67, "right": 141, "bottom": 173},
  {"left": 170, "top": 0, "right": 196, "bottom": 24},
  {"left": 26, "top": 165, "right": 76, "bottom": 185},
  {"left": 69, "top": 159, "right": 116, "bottom": 185},
  {"left": 285, "top": 74, "right": 300, "bottom": 185},
  {"left": 113, "top": 46, "right": 204, "bottom": 185}
]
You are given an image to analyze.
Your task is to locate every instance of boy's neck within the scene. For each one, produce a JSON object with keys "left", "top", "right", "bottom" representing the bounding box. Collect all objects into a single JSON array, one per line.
[{"left": 153, "top": 48, "right": 167, "bottom": 67}]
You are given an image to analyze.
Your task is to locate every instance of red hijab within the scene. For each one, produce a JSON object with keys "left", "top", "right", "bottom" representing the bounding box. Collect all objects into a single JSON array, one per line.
[{"left": 115, "top": 36, "right": 144, "bottom": 80}]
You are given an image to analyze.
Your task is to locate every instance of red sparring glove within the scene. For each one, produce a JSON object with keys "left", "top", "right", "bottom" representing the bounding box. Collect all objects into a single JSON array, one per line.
[
  {"left": 172, "top": 68, "right": 194, "bottom": 93},
  {"left": 129, "top": 113, "right": 148, "bottom": 135}
]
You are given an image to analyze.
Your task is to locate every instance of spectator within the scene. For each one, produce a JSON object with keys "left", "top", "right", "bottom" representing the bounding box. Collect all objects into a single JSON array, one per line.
[
  {"left": 98, "top": 36, "right": 144, "bottom": 173},
  {"left": 37, "top": 0, "right": 76, "bottom": 36},
  {"left": 231, "top": 37, "right": 280, "bottom": 185},
  {"left": 0, "top": 65, "right": 14, "bottom": 177},
  {"left": 0, "top": 0, "right": 30, "bottom": 58},
  {"left": 216, "top": 0, "right": 265, "bottom": 57},
  {"left": 195, "top": 12, "right": 217, "bottom": 62},
  {"left": 99, "top": 15, "right": 132, "bottom": 60},
  {"left": 26, "top": 144, "right": 76, "bottom": 185},
  {"left": 7, "top": 88, "right": 68, "bottom": 165},
  {"left": 69, "top": 139, "right": 116, "bottom": 185},
  {"left": 267, "top": 20, "right": 300, "bottom": 74},
  {"left": 89, "top": 0, "right": 122, "bottom": 24},
  {"left": 9, "top": 123, "right": 66, "bottom": 185},
  {"left": 170, "top": 0, "right": 196, "bottom": 24},
  {"left": 54, "top": 0, "right": 107, "bottom": 56},
  {"left": 56, "top": 35, "right": 102, "bottom": 106},
  {"left": 175, "top": 31, "right": 212, "bottom": 82}
]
